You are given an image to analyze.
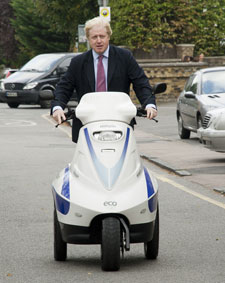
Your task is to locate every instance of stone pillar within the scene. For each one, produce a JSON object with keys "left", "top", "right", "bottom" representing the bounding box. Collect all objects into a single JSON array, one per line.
[{"left": 176, "top": 44, "right": 195, "bottom": 60}]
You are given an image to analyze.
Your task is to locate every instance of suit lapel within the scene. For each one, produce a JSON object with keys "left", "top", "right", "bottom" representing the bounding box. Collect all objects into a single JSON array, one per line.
[
  {"left": 107, "top": 46, "right": 116, "bottom": 88},
  {"left": 85, "top": 51, "right": 95, "bottom": 92}
]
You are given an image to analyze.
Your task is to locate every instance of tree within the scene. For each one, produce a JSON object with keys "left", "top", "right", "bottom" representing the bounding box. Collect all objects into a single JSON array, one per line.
[
  {"left": 110, "top": 0, "right": 162, "bottom": 51},
  {"left": 10, "top": 0, "right": 71, "bottom": 64},
  {"left": 0, "top": 0, "right": 18, "bottom": 66},
  {"left": 110, "top": 0, "right": 225, "bottom": 56},
  {"left": 193, "top": 1, "right": 225, "bottom": 55},
  {"left": 35, "top": 0, "right": 99, "bottom": 48}
]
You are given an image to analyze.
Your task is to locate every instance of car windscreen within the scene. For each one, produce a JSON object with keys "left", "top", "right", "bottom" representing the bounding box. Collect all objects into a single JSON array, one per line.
[
  {"left": 202, "top": 71, "right": 225, "bottom": 94},
  {"left": 20, "top": 54, "right": 66, "bottom": 72}
]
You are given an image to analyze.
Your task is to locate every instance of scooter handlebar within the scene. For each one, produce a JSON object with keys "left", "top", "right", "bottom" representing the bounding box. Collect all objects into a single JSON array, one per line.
[
  {"left": 56, "top": 106, "right": 157, "bottom": 128},
  {"left": 136, "top": 107, "right": 158, "bottom": 123},
  {"left": 55, "top": 108, "right": 76, "bottom": 127}
]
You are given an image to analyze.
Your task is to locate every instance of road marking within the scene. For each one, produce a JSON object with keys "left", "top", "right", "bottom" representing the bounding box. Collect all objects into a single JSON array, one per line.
[
  {"left": 0, "top": 119, "right": 36, "bottom": 127},
  {"left": 155, "top": 174, "right": 225, "bottom": 210},
  {"left": 42, "top": 114, "right": 72, "bottom": 138}
]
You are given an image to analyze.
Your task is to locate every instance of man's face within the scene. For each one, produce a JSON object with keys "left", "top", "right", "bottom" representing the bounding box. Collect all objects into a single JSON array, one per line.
[{"left": 88, "top": 25, "right": 110, "bottom": 54}]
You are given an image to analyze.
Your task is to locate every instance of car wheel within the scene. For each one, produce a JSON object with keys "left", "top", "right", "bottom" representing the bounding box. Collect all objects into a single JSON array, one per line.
[
  {"left": 197, "top": 115, "right": 203, "bottom": 143},
  {"left": 144, "top": 205, "right": 159, "bottom": 259},
  {"left": 178, "top": 114, "right": 190, "bottom": 139},
  {"left": 101, "top": 217, "right": 121, "bottom": 271},
  {"left": 7, "top": 102, "right": 19, "bottom": 108},
  {"left": 40, "top": 100, "right": 51, "bottom": 109},
  {"left": 197, "top": 115, "right": 203, "bottom": 129}
]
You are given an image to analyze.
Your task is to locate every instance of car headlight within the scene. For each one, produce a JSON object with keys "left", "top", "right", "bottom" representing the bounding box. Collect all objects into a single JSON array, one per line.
[
  {"left": 93, "top": 131, "right": 122, "bottom": 141},
  {"left": 23, "top": 82, "right": 38, "bottom": 89},
  {"left": 0, "top": 81, "right": 5, "bottom": 90},
  {"left": 207, "top": 116, "right": 217, "bottom": 128},
  {"left": 214, "top": 113, "right": 225, "bottom": 130}
]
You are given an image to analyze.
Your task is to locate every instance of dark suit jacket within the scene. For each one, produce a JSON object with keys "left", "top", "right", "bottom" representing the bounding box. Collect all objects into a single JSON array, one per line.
[{"left": 52, "top": 45, "right": 155, "bottom": 142}]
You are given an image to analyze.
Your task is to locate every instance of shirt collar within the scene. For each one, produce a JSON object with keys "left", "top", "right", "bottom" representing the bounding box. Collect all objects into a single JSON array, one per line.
[{"left": 92, "top": 45, "right": 109, "bottom": 60}]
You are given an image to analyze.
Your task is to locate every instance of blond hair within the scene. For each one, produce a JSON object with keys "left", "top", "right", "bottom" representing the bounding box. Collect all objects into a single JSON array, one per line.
[{"left": 85, "top": 16, "right": 112, "bottom": 39}]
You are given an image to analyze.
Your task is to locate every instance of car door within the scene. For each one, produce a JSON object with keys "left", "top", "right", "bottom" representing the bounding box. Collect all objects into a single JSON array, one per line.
[
  {"left": 57, "top": 56, "right": 77, "bottom": 101},
  {"left": 50, "top": 56, "right": 72, "bottom": 89},
  {"left": 57, "top": 57, "right": 72, "bottom": 75},
  {"left": 181, "top": 74, "right": 199, "bottom": 129},
  {"left": 179, "top": 75, "right": 194, "bottom": 127}
]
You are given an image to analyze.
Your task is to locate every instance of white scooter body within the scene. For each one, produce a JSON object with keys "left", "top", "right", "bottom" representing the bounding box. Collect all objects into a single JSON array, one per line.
[{"left": 52, "top": 91, "right": 159, "bottom": 269}]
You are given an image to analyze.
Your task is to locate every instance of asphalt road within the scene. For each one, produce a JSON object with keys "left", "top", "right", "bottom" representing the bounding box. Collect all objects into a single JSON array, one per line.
[{"left": 0, "top": 102, "right": 225, "bottom": 283}]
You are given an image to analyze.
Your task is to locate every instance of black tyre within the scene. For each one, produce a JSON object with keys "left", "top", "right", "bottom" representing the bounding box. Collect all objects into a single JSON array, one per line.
[
  {"left": 54, "top": 209, "right": 67, "bottom": 261},
  {"left": 197, "top": 115, "right": 203, "bottom": 143},
  {"left": 40, "top": 99, "right": 51, "bottom": 109},
  {"left": 7, "top": 102, "right": 19, "bottom": 108},
  {"left": 197, "top": 115, "right": 203, "bottom": 129},
  {"left": 101, "top": 217, "right": 121, "bottom": 271},
  {"left": 178, "top": 114, "right": 190, "bottom": 139},
  {"left": 144, "top": 205, "right": 159, "bottom": 260}
]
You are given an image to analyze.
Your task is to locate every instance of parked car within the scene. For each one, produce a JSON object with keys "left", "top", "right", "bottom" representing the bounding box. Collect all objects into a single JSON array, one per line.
[
  {"left": 0, "top": 53, "right": 80, "bottom": 108},
  {"left": 176, "top": 67, "right": 225, "bottom": 139},
  {"left": 197, "top": 108, "right": 225, "bottom": 152},
  {"left": 0, "top": 68, "right": 18, "bottom": 102}
]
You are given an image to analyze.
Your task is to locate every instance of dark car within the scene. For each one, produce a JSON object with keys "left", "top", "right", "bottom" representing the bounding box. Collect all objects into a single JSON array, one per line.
[
  {"left": 0, "top": 53, "right": 80, "bottom": 108},
  {"left": 176, "top": 67, "right": 225, "bottom": 139}
]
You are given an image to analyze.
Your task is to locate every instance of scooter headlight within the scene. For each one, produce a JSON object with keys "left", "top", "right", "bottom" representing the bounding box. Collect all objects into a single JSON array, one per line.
[{"left": 93, "top": 131, "right": 122, "bottom": 141}]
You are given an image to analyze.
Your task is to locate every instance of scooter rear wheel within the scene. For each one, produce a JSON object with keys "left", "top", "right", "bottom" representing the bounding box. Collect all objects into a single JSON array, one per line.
[
  {"left": 54, "top": 209, "right": 67, "bottom": 261},
  {"left": 144, "top": 205, "right": 159, "bottom": 259},
  {"left": 101, "top": 217, "right": 121, "bottom": 271}
]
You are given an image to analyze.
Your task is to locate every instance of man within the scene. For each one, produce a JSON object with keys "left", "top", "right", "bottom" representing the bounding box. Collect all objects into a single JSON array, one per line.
[{"left": 52, "top": 16, "right": 157, "bottom": 143}]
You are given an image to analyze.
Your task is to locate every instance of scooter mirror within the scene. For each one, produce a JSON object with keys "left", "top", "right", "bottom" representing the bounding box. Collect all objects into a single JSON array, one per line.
[{"left": 152, "top": 83, "right": 167, "bottom": 95}]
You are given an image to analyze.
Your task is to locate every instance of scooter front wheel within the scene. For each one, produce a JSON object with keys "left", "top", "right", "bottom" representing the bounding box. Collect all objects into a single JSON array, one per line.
[
  {"left": 144, "top": 205, "right": 159, "bottom": 260},
  {"left": 101, "top": 217, "right": 121, "bottom": 271},
  {"left": 54, "top": 209, "right": 67, "bottom": 261}
]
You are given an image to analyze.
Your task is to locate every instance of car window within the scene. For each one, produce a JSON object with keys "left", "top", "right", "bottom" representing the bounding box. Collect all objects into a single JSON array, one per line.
[
  {"left": 20, "top": 54, "right": 66, "bottom": 72},
  {"left": 185, "top": 75, "right": 197, "bottom": 94},
  {"left": 59, "top": 58, "right": 72, "bottom": 68},
  {"left": 189, "top": 75, "right": 198, "bottom": 94},
  {"left": 202, "top": 70, "right": 225, "bottom": 94},
  {"left": 185, "top": 75, "right": 194, "bottom": 91}
]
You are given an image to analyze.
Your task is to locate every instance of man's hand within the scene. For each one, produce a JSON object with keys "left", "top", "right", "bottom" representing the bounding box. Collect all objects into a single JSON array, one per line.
[
  {"left": 53, "top": 109, "right": 66, "bottom": 125},
  {"left": 146, "top": 106, "right": 158, "bottom": 120}
]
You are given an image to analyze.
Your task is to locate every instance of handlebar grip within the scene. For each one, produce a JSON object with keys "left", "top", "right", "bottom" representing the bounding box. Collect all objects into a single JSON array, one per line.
[
  {"left": 55, "top": 109, "right": 76, "bottom": 127},
  {"left": 136, "top": 108, "right": 147, "bottom": 117},
  {"left": 136, "top": 108, "right": 158, "bottom": 122}
]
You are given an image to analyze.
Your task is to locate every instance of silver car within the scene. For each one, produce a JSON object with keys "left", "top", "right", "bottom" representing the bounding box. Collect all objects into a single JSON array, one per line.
[
  {"left": 176, "top": 67, "right": 225, "bottom": 139},
  {"left": 198, "top": 108, "right": 225, "bottom": 152}
]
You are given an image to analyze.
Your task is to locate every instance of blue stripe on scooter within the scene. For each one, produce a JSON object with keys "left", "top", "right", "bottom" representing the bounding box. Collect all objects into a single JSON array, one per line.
[
  {"left": 52, "top": 187, "right": 70, "bottom": 215},
  {"left": 148, "top": 192, "right": 158, "bottom": 213},
  {"left": 84, "top": 127, "right": 130, "bottom": 188},
  {"left": 61, "top": 166, "right": 70, "bottom": 200},
  {"left": 110, "top": 128, "right": 130, "bottom": 186},
  {"left": 144, "top": 167, "right": 157, "bottom": 212},
  {"left": 84, "top": 128, "right": 109, "bottom": 187}
]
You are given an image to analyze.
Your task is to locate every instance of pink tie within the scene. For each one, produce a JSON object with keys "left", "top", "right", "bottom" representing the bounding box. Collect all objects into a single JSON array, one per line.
[{"left": 96, "top": 55, "right": 106, "bottom": 92}]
